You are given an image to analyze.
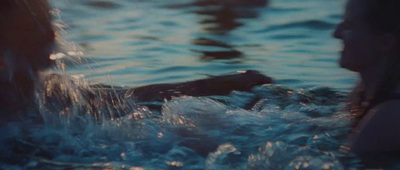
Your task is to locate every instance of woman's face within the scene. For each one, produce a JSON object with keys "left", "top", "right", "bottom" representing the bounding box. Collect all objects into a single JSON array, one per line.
[{"left": 333, "top": 0, "right": 381, "bottom": 73}]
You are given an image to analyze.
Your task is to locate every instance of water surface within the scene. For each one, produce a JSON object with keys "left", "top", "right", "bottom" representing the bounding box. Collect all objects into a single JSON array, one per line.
[
  {"left": 52, "top": 0, "right": 355, "bottom": 90},
  {"left": 1, "top": 0, "right": 374, "bottom": 169}
]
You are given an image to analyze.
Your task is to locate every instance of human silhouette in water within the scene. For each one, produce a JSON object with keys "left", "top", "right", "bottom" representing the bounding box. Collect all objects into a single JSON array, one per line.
[
  {"left": 333, "top": 0, "right": 400, "bottom": 167},
  {"left": 0, "top": 0, "right": 272, "bottom": 123}
]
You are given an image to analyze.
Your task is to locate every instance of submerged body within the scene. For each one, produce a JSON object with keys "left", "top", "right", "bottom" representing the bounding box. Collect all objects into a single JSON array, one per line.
[
  {"left": 334, "top": 0, "right": 400, "bottom": 166},
  {"left": 2, "top": 0, "right": 400, "bottom": 168},
  {"left": 0, "top": 0, "right": 273, "bottom": 123}
]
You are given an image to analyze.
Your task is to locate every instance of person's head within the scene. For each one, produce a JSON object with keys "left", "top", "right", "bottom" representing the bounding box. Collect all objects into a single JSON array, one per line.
[
  {"left": 0, "top": 0, "right": 55, "bottom": 78},
  {"left": 334, "top": 0, "right": 400, "bottom": 125},
  {"left": 333, "top": 0, "right": 400, "bottom": 73},
  {"left": 0, "top": 0, "right": 55, "bottom": 110}
]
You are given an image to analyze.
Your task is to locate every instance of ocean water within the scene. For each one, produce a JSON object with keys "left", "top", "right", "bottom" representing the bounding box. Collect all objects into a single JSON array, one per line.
[
  {"left": 51, "top": 0, "right": 356, "bottom": 90},
  {"left": 0, "top": 0, "right": 377, "bottom": 169}
]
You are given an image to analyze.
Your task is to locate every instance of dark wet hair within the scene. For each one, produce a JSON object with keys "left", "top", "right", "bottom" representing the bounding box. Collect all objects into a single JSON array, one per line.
[
  {"left": 361, "top": 0, "right": 400, "bottom": 35},
  {"left": 353, "top": 0, "right": 400, "bottom": 125},
  {"left": 0, "top": 0, "right": 55, "bottom": 114},
  {"left": 0, "top": 0, "right": 54, "bottom": 71}
]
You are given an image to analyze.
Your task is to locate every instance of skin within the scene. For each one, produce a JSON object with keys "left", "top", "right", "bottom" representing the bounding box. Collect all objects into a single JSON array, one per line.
[
  {"left": 333, "top": 0, "right": 400, "bottom": 156},
  {"left": 0, "top": 1, "right": 272, "bottom": 122},
  {"left": 333, "top": 1, "right": 380, "bottom": 73},
  {"left": 4, "top": 0, "right": 398, "bottom": 153},
  {"left": 5, "top": 0, "right": 398, "bottom": 165}
]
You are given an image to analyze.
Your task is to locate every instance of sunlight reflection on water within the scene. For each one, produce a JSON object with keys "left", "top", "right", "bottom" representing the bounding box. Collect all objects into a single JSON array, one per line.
[
  {"left": 1, "top": 0, "right": 373, "bottom": 169},
  {"left": 51, "top": 0, "right": 354, "bottom": 90}
]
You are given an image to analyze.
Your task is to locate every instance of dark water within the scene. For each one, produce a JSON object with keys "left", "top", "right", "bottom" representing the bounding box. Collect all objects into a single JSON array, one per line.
[{"left": 0, "top": 0, "right": 381, "bottom": 169}]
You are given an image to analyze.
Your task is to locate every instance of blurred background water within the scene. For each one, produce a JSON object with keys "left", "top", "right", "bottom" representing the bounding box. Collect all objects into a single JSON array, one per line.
[
  {"left": 1, "top": 0, "right": 373, "bottom": 169},
  {"left": 51, "top": 0, "right": 355, "bottom": 90}
]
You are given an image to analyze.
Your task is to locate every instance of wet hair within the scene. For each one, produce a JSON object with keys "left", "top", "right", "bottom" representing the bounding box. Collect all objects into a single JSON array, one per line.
[
  {"left": 0, "top": 0, "right": 55, "bottom": 112},
  {"left": 361, "top": 0, "right": 400, "bottom": 35},
  {"left": 0, "top": 0, "right": 54, "bottom": 71},
  {"left": 352, "top": 0, "right": 400, "bottom": 124}
]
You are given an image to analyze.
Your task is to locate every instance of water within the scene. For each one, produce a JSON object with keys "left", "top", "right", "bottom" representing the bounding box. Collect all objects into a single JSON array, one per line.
[
  {"left": 51, "top": 0, "right": 356, "bottom": 90},
  {"left": 0, "top": 0, "right": 375, "bottom": 169}
]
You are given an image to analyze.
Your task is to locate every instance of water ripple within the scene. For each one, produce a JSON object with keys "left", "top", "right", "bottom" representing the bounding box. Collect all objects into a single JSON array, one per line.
[
  {"left": 86, "top": 1, "right": 121, "bottom": 9},
  {"left": 255, "top": 20, "right": 336, "bottom": 33}
]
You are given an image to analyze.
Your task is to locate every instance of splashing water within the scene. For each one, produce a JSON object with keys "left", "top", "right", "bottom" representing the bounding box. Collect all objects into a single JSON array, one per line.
[
  {"left": 0, "top": 0, "right": 376, "bottom": 169},
  {"left": 1, "top": 73, "right": 364, "bottom": 169},
  {"left": 0, "top": 40, "right": 360, "bottom": 169}
]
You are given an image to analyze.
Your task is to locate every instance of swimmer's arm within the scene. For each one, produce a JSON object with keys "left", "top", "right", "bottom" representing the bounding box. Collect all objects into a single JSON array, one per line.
[
  {"left": 351, "top": 100, "right": 400, "bottom": 153},
  {"left": 124, "top": 70, "right": 272, "bottom": 102}
]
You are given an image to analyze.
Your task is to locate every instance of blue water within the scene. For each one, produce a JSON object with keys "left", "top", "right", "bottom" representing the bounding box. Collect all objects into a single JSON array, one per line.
[
  {"left": 52, "top": 0, "right": 356, "bottom": 89},
  {"left": 0, "top": 0, "right": 376, "bottom": 169}
]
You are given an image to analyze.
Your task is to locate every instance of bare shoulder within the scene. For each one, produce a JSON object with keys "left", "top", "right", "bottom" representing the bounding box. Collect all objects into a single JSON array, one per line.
[
  {"left": 351, "top": 100, "right": 400, "bottom": 153},
  {"left": 365, "top": 100, "right": 400, "bottom": 124}
]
